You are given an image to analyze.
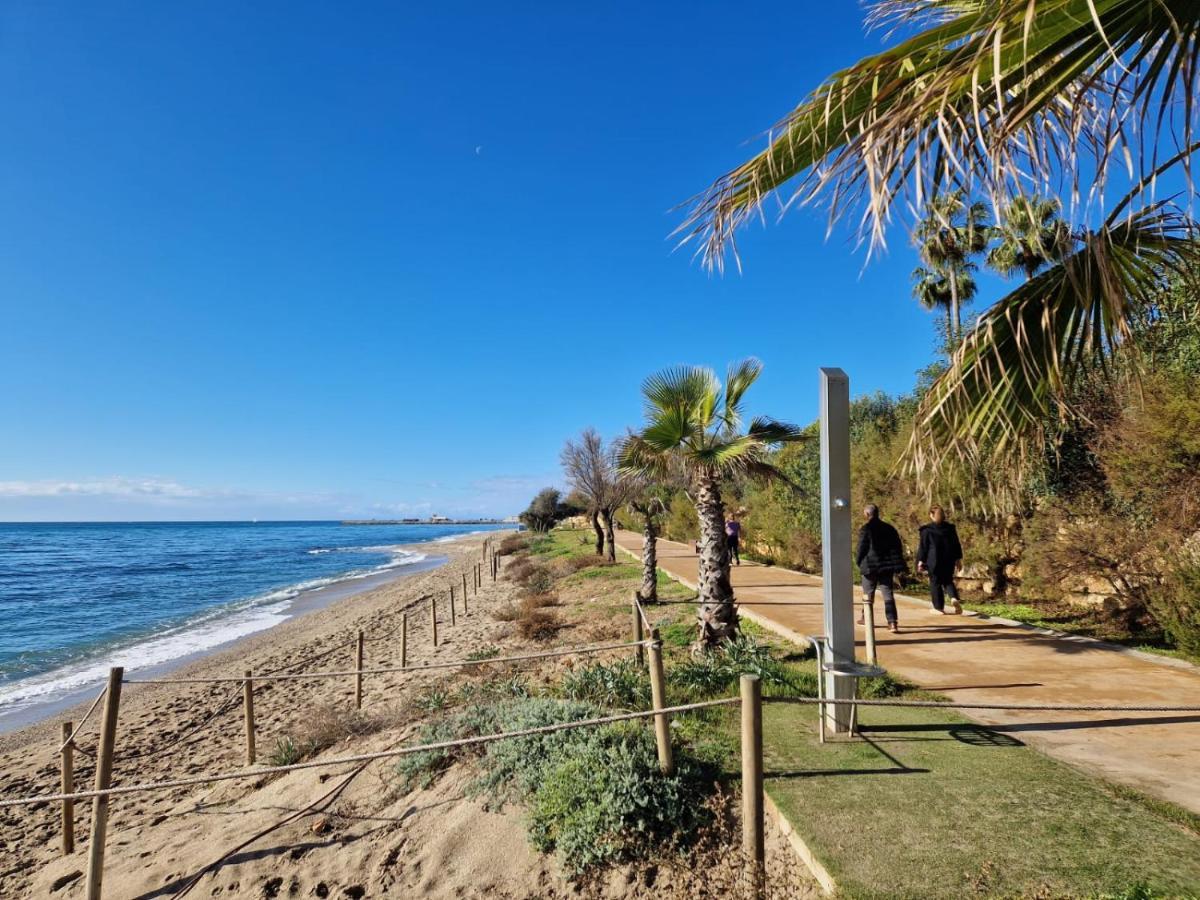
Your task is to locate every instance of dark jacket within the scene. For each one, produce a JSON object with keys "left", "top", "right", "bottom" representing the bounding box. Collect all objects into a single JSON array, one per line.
[
  {"left": 856, "top": 519, "right": 907, "bottom": 578},
  {"left": 917, "top": 522, "right": 963, "bottom": 578}
]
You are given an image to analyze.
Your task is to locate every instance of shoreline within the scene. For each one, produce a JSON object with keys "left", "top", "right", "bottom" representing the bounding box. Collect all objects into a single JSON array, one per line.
[
  {"left": 0, "top": 532, "right": 494, "bottom": 751},
  {"left": 0, "top": 550, "right": 449, "bottom": 735}
]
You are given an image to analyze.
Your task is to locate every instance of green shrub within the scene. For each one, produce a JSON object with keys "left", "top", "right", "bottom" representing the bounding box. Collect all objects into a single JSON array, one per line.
[
  {"left": 560, "top": 659, "right": 650, "bottom": 709},
  {"left": 528, "top": 722, "right": 714, "bottom": 872},
  {"left": 268, "top": 736, "right": 308, "bottom": 767},
  {"left": 523, "top": 567, "right": 556, "bottom": 595},
  {"left": 394, "top": 698, "right": 716, "bottom": 872},
  {"left": 1148, "top": 563, "right": 1200, "bottom": 656},
  {"left": 415, "top": 685, "right": 454, "bottom": 712},
  {"left": 668, "top": 635, "right": 799, "bottom": 697},
  {"left": 465, "top": 645, "right": 502, "bottom": 661}
]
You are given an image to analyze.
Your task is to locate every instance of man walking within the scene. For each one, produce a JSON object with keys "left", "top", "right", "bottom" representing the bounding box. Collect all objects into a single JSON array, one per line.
[
  {"left": 725, "top": 513, "right": 742, "bottom": 566},
  {"left": 855, "top": 504, "right": 906, "bottom": 632},
  {"left": 917, "top": 504, "right": 964, "bottom": 614}
]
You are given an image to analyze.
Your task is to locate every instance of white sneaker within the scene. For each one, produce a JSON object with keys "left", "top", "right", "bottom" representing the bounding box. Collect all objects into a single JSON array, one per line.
[
  {"left": 930, "top": 607, "right": 948, "bottom": 615},
  {"left": 949, "top": 600, "right": 963, "bottom": 614}
]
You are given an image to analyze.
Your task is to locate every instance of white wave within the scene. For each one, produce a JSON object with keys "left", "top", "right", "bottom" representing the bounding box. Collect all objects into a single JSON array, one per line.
[{"left": 0, "top": 548, "right": 429, "bottom": 714}]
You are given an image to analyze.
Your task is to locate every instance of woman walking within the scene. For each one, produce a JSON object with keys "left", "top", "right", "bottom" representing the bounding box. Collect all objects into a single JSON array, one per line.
[
  {"left": 855, "top": 504, "right": 906, "bottom": 632},
  {"left": 917, "top": 505, "right": 963, "bottom": 615}
]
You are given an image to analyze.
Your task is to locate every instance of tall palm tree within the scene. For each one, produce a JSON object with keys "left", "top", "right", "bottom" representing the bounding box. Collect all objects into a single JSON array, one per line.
[
  {"left": 914, "top": 192, "right": 991, "bottom": 343},
  {"left": 677, "top": 0, "right": 1200, "bottom": 499},
  {"left": 912, "top": 262, "right": 977, "bottom": 349},
  {"left": 987, "top": 195, "right": 1072, "bottom": 281},
  {"left": 619, "top": 359, "right": 803, "bottom": 646}
]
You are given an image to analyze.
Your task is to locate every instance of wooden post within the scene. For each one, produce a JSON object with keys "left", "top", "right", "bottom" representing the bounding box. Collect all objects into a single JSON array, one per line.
[
  {"left": 632, "top": 595, "right": 645, "bottom": 667},
  {"left": 354, "top": 630, "right": 365, "bottom": 709},
  {"left": 462, "top": 572, "right": 467, "bottom": 598},
  {"left": 741, "top": 674, "right": 765, "bottom": 898},
  {"left": 430, "top": 596, "right": 439, "bottom": 647},
  {"left": 243, "top": 670, "right": 256, "bottom": 764},
  {"left": 400, "top": 612, "right": 408, "bottom": 667},
  {"left": 462, "top": 580, "right": 469, "bottom": 615},
  {"left": 647, "top": 630, "right": 673, "bottom": 775},
  {"left": 60, "top": 722, "right": 75, "bottom": 856},
  {"left": 863, "top": 600, "right": 878, "bottom": 666},
  {"left": 474, "top": 564, "right": 480, "bottom": 594},
  {"left": 86, "top": 666, "right": 123, "bottom": 900},
  {"left": 449, "top": 588, "right": 457, "bottom": 626}
]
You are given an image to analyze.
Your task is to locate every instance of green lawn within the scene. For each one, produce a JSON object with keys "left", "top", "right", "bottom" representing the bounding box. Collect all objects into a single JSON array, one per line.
[{"left": 763, "top": 700, "right": 1200, "bottom": 899}]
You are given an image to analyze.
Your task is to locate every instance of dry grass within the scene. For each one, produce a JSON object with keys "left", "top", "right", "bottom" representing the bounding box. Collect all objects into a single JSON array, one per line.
[
  {"left": 295, "top": 704, "right": 389, "bottom": 754},
  {"left": 499, "top": 534, "right": 530, "bottom": 555}
]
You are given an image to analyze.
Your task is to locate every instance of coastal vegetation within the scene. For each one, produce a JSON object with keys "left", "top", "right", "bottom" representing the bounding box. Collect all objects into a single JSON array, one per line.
[{"left": 618, "top": 359, "right": 803, "bottom": 645}]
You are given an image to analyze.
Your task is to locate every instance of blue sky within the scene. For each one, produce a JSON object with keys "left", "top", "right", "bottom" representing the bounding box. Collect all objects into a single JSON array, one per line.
[{"left": 1, "top": 1, "right": 994, "bottom": 521}]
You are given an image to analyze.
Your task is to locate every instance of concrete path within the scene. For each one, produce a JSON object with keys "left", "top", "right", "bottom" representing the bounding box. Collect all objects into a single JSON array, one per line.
[{"left": 616, "top": 531, "right": 1200, "bottom": 814}]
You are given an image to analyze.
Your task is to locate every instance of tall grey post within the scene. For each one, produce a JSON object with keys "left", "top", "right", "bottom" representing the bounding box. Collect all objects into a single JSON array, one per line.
[{"left": 819, "top": 367, "right": 855, "bottom": 733}]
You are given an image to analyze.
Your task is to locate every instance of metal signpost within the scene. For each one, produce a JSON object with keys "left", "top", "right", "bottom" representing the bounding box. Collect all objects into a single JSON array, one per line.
[{"left": 819, "top": 367, "right": 855, "bottom": 734}]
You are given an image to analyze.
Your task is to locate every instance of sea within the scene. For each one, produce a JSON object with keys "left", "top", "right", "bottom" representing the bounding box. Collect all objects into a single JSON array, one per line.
[{"left": 0, "top": 521, "right": 504, "bottom": 729}]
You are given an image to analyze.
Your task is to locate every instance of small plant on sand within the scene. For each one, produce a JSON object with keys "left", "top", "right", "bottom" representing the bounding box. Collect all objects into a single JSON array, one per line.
[
  {"left": 465, "top": 645, "right": 502, "bottom": 662},
  {"left": 517, "top": 608, "right": 564, "bottom": 640},
  {"left": 414, "top": 685, "right": 454, "bottom": 712},
  {"left": 268, "top": 736, "right": 309, "bottom": 767},
  {"left": 498, "top": 534, "right": 529, "bottom": 555},
  {"left": 560, "top": 658, "right": 650, "bottom": 709},
  {"left": 296, "top": 705, "right": 386, "bottom": 754}
]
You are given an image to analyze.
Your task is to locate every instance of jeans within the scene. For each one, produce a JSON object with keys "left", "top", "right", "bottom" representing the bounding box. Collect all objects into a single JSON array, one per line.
[
  {"left": 929, "top": 573, "right": 960, "bottom": 611},
  {"left": 861, "top": 574, "right": 898, "bottom": 624}
]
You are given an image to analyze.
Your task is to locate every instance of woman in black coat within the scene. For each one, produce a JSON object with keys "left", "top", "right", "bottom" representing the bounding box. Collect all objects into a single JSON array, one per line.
[{"left": 916, "top": 505, "right": 963, "bottom": 614}]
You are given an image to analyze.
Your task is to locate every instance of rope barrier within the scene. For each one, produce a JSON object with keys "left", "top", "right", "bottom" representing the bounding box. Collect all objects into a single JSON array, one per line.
[
  {"left": 122, "top": 639, "right": 656, "bottom": 685},
  {"left": 55, "top": 686, "right": 107, "bottom": 754},
  {"left": 767, "top": 696, "right": 1200, "bottom": 713},
  {"left": 0, "top": 697, "right": 738, "bottom": 808}
]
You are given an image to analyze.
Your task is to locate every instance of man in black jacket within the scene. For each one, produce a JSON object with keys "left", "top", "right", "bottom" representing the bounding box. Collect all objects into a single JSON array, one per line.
[
  {"left": 855, "top": 504, "right": 906, "bottom": 632},
  {"left": 917, "top": 504, "right": 964, "bottom": 614}
]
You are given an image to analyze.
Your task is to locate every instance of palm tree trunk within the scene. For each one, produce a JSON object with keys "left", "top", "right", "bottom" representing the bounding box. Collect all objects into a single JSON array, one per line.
[
  {"left": 948, "top": 269, "right": 961, "bottom": 345},
  {"left": 639, "top": 513, "right": 658, "bottom": 603},
  {"left": 602, "top": 507, "right": 617, "bottom": 563},
  {"left": 590, "top": 509, "right": 604, "bottom": 557},
  {"left": 694, "top": 472, "right": 738, "bottom": 646}
]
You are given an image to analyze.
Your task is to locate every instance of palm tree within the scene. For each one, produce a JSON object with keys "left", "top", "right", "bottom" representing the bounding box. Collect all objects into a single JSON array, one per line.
[
  {"left": 987, "top": 195, "right": 1072, "bottom": 281},
  {"left": 677, "top": 1, "right": 1200, "bottom": 499},
  {"left": 626, "top": 483, "right": 673, "bottom": 603},
  {"left": 618, "top": 359, "right": 803, "bottom": 646},
  {"left": 914, "top": 192, "right": 991, "bottom": 343},
  {"left": 911, "top": 262, "right": 977, "bottom": 350}
]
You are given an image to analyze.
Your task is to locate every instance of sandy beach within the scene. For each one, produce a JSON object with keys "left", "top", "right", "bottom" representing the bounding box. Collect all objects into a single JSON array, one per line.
[{"left": 0, "top": 532, "right": 562, "bottom": 898}]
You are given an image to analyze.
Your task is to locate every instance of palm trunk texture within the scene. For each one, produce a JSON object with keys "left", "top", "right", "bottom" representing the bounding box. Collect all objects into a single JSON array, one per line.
[
  {"left": 695, "top": 473, "right": 738, "bottom": 646},
  {"left": 639, "top": 515, "right": 658, "bottom": 602}
]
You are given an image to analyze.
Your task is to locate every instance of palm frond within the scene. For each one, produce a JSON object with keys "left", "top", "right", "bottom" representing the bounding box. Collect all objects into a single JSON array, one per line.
[
  {"left": 617, "top": 434, "right": 674, "bottom": 481},
  {"left": 901, "top": 203, "right": 1200, "bottom": 487},
  {"left": 722, "top": 357, "right": 764, "bottom": 431},
  {"left": 641, "top": 366, "right": 719, "bottom": 427},
  {"left": 679, "top": 0, "right": 1200, "bottom": 269},
  {"left": 746, "top": 416, "right": 808, "bottom": 444}
]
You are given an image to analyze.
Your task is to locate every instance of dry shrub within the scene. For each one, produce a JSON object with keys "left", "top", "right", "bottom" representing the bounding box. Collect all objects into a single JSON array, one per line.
[
  {"left": 506, "top": 558, "right": 537, "bottom": 583},
  {"left": 521, "top": 591, "right": 560, "bottom": 611},
  {"left": 499, "top": 534, "right": 531, "bottom": 555},
  {"left": 517, "top": 608, "right": 564, "bottom": 640},
  {"left": 296, "top": 704, "right": 387, "bottom": 754},
  {"left": 493, "top": 603, "right": 521, "bottom": 622},
  {"left": 553, "top": 555, "right": 604, "bottom": 577}
]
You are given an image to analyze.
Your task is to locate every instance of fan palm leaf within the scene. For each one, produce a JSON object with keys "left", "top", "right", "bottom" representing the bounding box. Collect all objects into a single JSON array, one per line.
[
  {"left": 679, "top": 0, "right": 1200, "bottom": 269},
  {"left": 902, "top": 204, "right": 1200, "bottom": 489}
]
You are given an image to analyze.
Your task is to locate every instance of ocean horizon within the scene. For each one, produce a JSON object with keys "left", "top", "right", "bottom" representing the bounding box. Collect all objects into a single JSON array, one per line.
[{"left": 0, "top": 520, "right": 505, "bottom": 726}]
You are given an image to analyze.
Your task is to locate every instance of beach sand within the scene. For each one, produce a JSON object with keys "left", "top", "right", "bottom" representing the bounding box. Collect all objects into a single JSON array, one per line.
[{"left": 0, "top": 532, "right": 816, "bottom": 899}]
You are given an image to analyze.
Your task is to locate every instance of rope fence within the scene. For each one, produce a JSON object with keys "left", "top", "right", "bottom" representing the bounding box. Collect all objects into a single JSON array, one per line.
[
  {"left": 0, "top": 697, "right": 738, "bottom": 809},
  {"left": 769, "top": 697, "right": 1200, "bottom": 713}
]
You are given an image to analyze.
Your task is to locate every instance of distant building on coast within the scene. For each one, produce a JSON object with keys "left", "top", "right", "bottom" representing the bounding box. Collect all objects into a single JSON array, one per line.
[{"left": 429, "top": 514, "right": 451, "bottom": 524}]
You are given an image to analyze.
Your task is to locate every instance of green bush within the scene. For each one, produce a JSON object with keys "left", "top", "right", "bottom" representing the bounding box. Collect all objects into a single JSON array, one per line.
[
  {"left": 1148, "top": 563, "right": 1200, "bottom": 656},
  {"left": 560, "top": 659, "right": 650, "bottom": 709},
  {"left": 268, "top": 736, "right": 309, "bottom": 767},
  {"left": 394, "top": 698, "right": 716, "bottom": 872},
  {"left": 528, "top": 723, "right": 714, "bottom": 872},
  {"left": 668, "top": 635, "right": 800, "bottom": 697}
]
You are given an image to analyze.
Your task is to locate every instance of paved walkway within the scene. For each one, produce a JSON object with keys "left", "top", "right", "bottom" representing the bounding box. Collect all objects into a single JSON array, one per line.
[{"left": 616, "top": 531, "right": 1200, "bottom": 814}]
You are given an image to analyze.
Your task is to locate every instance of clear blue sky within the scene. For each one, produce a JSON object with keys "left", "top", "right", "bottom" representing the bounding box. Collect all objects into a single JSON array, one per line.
[{"left": 0, "top": 1, "right": 985, "bottom": 521}]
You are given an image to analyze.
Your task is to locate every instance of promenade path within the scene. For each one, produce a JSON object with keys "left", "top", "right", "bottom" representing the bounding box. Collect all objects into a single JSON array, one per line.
[{"left": 615, "top": 530, "right": 1200, "bottom": 814}]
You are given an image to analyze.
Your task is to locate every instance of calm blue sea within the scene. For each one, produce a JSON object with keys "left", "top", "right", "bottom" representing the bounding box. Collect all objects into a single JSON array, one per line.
[{"left": 0, "top": 521, "right": 502, "bottom": 718}]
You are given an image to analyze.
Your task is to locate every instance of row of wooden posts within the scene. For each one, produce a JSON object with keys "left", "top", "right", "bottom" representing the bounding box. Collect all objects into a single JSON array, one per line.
[
  {"left": 632, "top": 593, "right": 765, "bottom": 894},
  {"left": 63, "top": 542, "right": 504, "bottom": 900}
]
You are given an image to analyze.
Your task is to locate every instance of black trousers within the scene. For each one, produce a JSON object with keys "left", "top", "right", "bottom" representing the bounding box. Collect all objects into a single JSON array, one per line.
[
  {"left": 727, "top": 536, "right": 740, "bottom": 565},
  {"left": 861, "top": 574, "right": 899, "bottom": 624},
  {"left": 929, "top": 573, "right": 960, "bottom": 611}
]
